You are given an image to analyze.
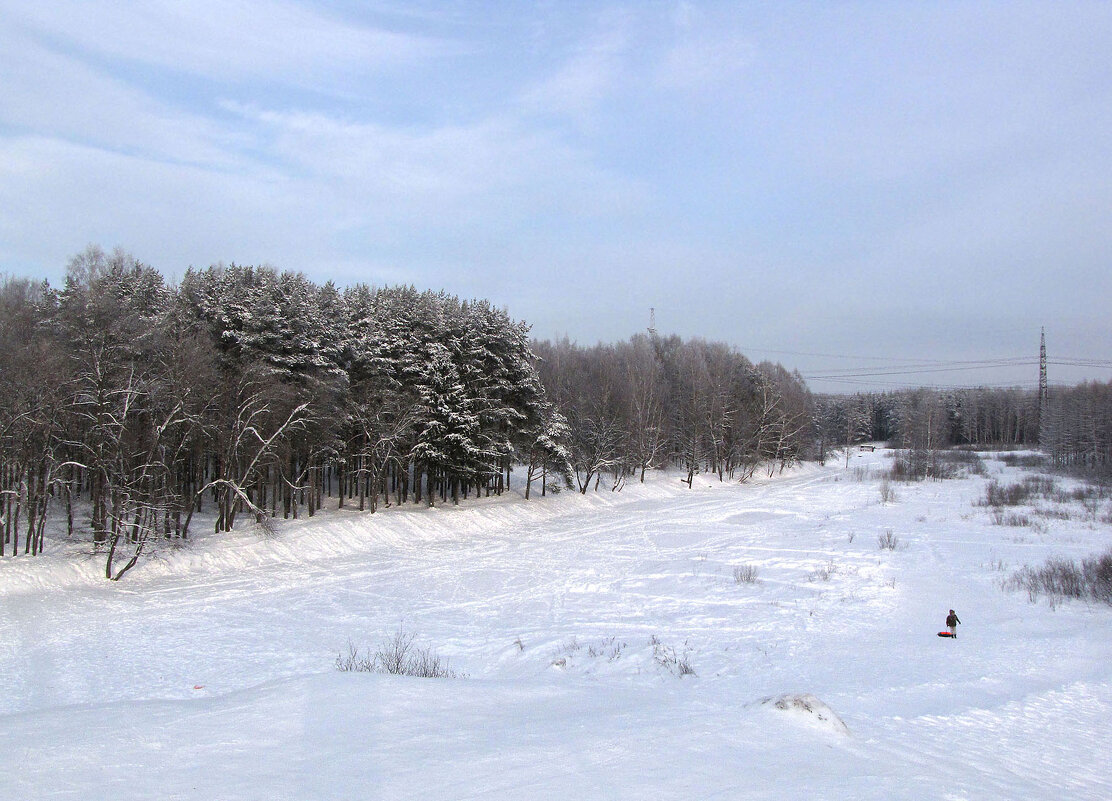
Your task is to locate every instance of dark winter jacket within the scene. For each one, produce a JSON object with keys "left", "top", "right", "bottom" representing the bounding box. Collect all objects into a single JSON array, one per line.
[{"left": 946, "top": 612, "right": 961, "bottom": 627}]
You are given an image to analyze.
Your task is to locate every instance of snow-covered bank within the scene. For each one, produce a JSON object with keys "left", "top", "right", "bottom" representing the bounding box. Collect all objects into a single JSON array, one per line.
[
  {"left": 3, "top": 450, "right": 1112, "bottom": 799},
  {"left": 2, "top": 460, "right": 826, "bottom": 595}
]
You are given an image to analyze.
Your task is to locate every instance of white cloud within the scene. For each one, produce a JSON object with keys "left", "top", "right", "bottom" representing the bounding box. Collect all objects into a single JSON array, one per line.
[
  {"left": 5, "top": 0, "right": 448, "bottom": 85},
  {"left": 222, "top": 102, "right": 650, "bottom": 231},
  {"left": 0, "top": 30, "right": 240, "bottom": 168},
  {"left": 0, "top": 136, "right": 289, "bottom": 275},
  {"left": 655, "top": 27, "right": 753, "bottom": 92},
  {"left": 0, "top": 92, "right": 651, "bottom": 293},
  {"left": 518, "top": 9, "right": 632, "bottom": 125},
  {"left": 520, "top": 46, "right": 622, "bottom": 121}
]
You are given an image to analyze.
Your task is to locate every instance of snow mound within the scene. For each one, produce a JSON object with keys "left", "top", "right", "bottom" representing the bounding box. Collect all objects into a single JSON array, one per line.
[{"left": 759, "top": 693, "right": 850, "bottom": 736}]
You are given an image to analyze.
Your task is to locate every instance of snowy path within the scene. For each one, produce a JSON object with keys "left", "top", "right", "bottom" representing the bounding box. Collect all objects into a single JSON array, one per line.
[{"left": 2, "top": 451, "right": 1111, "bottom": 799}]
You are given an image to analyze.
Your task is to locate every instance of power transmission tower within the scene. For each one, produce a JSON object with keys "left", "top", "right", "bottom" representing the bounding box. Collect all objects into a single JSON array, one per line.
[
  {"left": 647, "top": 307, "right": 657, "bottom": 336},
  {"left": 1038, "top": 327, "right": 1048, "bottom": 443}
]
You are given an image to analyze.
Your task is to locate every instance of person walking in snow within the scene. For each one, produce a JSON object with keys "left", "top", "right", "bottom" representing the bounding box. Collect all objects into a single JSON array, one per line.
[{"left": 946, "top": 609, "right": 961, "bottom": 638}]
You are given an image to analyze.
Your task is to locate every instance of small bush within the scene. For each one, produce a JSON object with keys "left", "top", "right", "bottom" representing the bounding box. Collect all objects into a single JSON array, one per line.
[
  {"left": 942, "top": 449, "right": 987, "bottom": 476},
  {"left": 1034, "top": 507, "right": 1072, "bottom": 521},
  {"left": 886, "top": 449, "right": 982, "bottom": 482},
  {"left": 1048, "top": 485, "right": 1108, "bottom": 520},
  {"left": 556, "top": 637, "right": 581, "bottom": 656},
  {"left": 1005, "top": 548, "right": 1112, "bottom": 606},
  {"left": 335, "top": 642, "right": 376, "bottom": 673},
  {"left": 733, "top": 564, "right": 760, "bottom": 584},
  {"left": 586, "top": 636, "right": 626, "bottom": 661},
  {"left": 878, "top": 479, "right": 896, "bottom": 504},
  {"left": 981, "top": 476, "right": 1063, "bottom": 509},
  {"left": 877, "top": 530, "right": 900, "bottom": 550},
  {"left": 652, "top": 639, "right": 696, "bottom": 677},
  {"left": 808, "top": 561, "right": 838, "bottom": 581},
  {"left": 1007, "top": 558, "right": 1083, "bottom": 602},
  {"left": 999, "top": 453, "right": 1049, "bottom": 470},
  {"left": 885, "top": 454, "right": 923, "bottom": 483},
  {"left": 336, "top": 629, "right": 461, "bottom": 678},
  {"left": 983, "top": 478, "right": 1052, "bottom": 505},
  {"left": 992, "top": 511, "right": 1033, "bottom": 527},
  {"left": 981, "top": 480, "right": 1031, "bottom": 507},
  {"left": 1023, "top": 475, "right": 1058, "bottom": 495},
  {"left": 1083, "top": 552, "right": 1112, "bottom": 604},
  {"left": 553, "top": 635, "right": 629, "bottom": 667}
]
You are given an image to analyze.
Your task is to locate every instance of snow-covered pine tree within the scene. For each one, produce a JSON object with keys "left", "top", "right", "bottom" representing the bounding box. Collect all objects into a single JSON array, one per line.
[{"left": 412, "top": 341, "right": 486, "bottom": 505}]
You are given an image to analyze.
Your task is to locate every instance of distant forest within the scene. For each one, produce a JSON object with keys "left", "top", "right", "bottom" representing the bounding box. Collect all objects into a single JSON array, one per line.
[{"left": 2, "top": 248, "right": 1109, "bottom": 577}]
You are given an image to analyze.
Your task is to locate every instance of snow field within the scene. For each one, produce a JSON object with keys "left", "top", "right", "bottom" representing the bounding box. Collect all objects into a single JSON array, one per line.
[{"left": 2, "top": 448, "right": 1112, "bottom": 799}]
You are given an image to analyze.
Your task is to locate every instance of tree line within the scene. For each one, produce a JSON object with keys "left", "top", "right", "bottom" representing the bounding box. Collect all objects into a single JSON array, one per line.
[
  {"left": 531, "top": 336, "right": 813, "bottom": 491},
  {"left": 1040, "top": 382, "right": 1112, "bottom": 474},
  {"left": 814, "top": 384, "right": 1111, "bottom": 478},
  {"left": 0, "top": 248, "right": 568, "bottom": 577},
  {"left": 1, "top": 249, "right": 818, "bottom": 576},
  {"left": 3, "top": 247, "right": 1109, "bottom": 578}
]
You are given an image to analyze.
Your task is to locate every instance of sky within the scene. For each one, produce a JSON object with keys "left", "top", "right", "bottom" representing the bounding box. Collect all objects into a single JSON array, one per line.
[{"left": 1, "top": 1, "right": 1110, "bottom": 392}]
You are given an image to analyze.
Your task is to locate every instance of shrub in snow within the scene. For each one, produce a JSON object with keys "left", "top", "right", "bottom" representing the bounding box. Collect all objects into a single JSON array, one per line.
[
  {"left": 980, "top": 476, "right": 1058, "bottom": 508},
  {"left": 1087, "top": 552, "right": 1112, "bottom": 604},
  {"left": 586, "top": 637, "right": 626, "bottom": 660},
  {"left": 877, "top": 530, "right": 900, "bottom": 551},
  {"left": 336, "top": 629, "right": 461, "bottom": 678},
  {"left": 999, "top": 452, "right": 1050, "bottom": 470},
  {"left": 550, "top": 636, "right": 627, "bottom": 669},
  {"left": 886, "top": 448, "right": 982, "bottom": 482},
  {"left": 1005, "top": 548, "right": 1112, "bottom": 607},
  {"left": 555, "top": 637, "right": 581, "bottom": 657},
  {"left": 651, "top": 638, "right": 696, "bottom": 678},
  {"left": 808, "top": 561, "right": 838, "bottom": 582},
  {"left": 733, "top": 564, "right": 760, "bottom": 584},
  {"left": 991, "top": 511, "right": 1039, "bottom": 529},
  {"left": 946, "top": 449, "right": 986, "bottom": 476},
  {"left": 335, "top": 642, "right": 376, "bottom": 673}
]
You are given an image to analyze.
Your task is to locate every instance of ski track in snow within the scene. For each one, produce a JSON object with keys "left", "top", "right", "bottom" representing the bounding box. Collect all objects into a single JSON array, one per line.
[{"left": 2, "top": 450, "right": 1112, "bottom": 799}]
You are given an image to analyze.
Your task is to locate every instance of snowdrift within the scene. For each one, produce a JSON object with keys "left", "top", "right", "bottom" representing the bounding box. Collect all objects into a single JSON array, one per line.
[{"left": 758, "top": 692, "right": 851, "bottom": 736}]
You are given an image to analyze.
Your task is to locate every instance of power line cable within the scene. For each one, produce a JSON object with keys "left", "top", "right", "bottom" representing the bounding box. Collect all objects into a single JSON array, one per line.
[
  {"left": 805, "top": 360, "right": 1035, "bottom": 377},
  {"left": 738, "top": 344, "right": 1111, "bottom": 369},
  {"left": 804, "top": 361, "right": 1040, "bottom": 380}
]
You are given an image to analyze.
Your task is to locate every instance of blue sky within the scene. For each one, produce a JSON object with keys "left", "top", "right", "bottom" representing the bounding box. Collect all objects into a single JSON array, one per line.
[{"left": 1, "top": 1, "right": 1109, "bottom": 391}]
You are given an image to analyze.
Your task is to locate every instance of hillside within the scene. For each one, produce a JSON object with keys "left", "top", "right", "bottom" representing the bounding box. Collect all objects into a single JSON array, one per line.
[{"left": 2, "top": 448, "right": 1111, "bottom": 800}]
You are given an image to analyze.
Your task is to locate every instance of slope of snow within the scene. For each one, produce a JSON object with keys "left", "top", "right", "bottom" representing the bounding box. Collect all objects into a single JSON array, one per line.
[{"left": 2, "top": 449, "right": 1111, "bottom": 799}]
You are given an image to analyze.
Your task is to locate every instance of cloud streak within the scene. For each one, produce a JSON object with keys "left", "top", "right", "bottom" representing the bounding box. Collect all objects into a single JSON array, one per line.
[{"left": 8, "top": 1, "right": 446, "bottom": 83}]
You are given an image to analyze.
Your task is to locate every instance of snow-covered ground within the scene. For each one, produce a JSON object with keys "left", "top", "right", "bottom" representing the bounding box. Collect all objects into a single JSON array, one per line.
[{"left": 3, "top": 448, "right": 1111, "bottom": 800}]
